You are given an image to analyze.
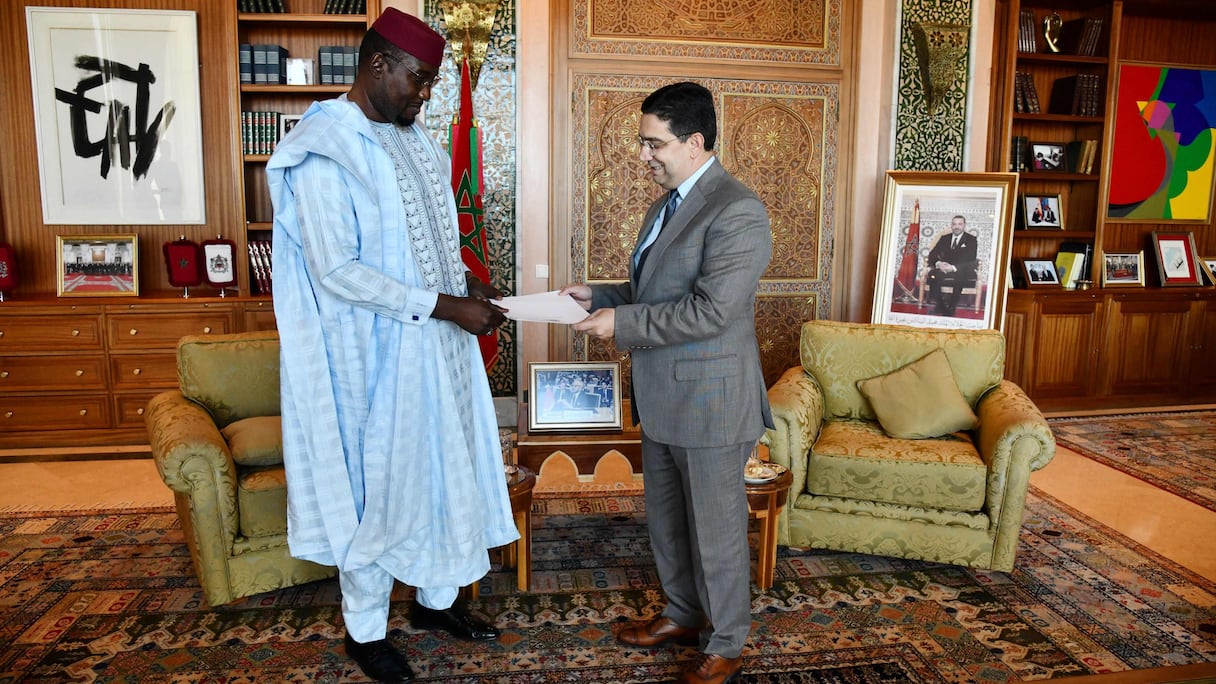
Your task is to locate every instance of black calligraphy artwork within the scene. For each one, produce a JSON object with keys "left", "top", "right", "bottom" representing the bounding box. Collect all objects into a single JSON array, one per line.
[{"left": 54, "top": 56, "right": 176, "bottom": 181}]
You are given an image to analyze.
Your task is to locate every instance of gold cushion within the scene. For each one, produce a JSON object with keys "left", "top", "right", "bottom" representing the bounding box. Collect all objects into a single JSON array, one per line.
[
  {"left": 856, "top": 349, "right": 978, "bottom": 439},
  {"left": 221, "top": 416, "right": 283, "bottom": 466}
]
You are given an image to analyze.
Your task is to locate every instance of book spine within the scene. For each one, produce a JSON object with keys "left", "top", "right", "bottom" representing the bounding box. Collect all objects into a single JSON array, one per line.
[{"left": 319, "top": 47, "right": 333, "bottom": 85}]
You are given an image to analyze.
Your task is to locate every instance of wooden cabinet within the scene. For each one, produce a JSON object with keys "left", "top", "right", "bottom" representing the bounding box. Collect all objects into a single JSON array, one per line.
[
  {"left": 1024, "top": 291, "right": 1103, "bottom": 403},
  {"left": 234, "top": 1, "right": 378, "bottom": 294}
]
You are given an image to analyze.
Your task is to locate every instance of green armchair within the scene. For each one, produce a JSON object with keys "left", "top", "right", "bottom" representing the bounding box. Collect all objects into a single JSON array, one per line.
[
  {"left": 144, "top": 330, "right": 335, "bottom": 606},
  {"left": 764, "top": 320, "right": 1055, "bottom": 572}
]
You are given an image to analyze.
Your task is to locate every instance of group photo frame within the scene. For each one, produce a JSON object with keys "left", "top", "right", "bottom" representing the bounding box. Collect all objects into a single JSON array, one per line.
[
  {"left": 56, "top": 234, "right": 139, "bottom": 297},
  {"left": 872, "top": 171, "right": 1019, "bottom": 331},
  {"left": 1101, "top": 251, "right": 1145, "bottom": 287},
  {"left": 528, "top": 361, "right": 622, "bottom": 432}
]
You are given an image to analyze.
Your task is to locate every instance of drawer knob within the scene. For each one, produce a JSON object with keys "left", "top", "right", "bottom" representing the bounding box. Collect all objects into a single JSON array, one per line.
[
  {"left": 0, "top": 371, "right": 7, "bottom": 379},
  {"left": 132, "top": 368, "right": 142, "bottom": 375},
  {"left": 0, "top": 330, "right": 4, "bottom": 337},
  {"left": 4, "top": 411, "right": 11, "bottom": 419},
  {"left": 137, "top": 407, "right": 145, "bottom": 415},
  {"left": 203, "top": 326, "right": 212, "bottom": 334},
  {"left": 72, "top": 329, "right": 80, "bottom": 337},
  {"left": 129, "top": 328, "right": 138, "bottom": 336},
  {"left": 75, "top": 369, "right": 84, "bottom": 377},
  {"left": 79, "top": 409, "right": 88, "bottom": 416}
]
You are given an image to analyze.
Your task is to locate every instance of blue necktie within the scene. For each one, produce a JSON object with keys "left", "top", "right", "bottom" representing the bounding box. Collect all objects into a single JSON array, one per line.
[{"left": 636, "top": 190, "right": 679, "bottom": 275}]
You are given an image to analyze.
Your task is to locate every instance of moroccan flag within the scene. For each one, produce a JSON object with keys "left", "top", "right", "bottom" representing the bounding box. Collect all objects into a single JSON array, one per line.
[
  {"left": 895, "top": 199, "right": 921, "bottom": 299},
  {"left": 449, "top": 57, "right": 497, "bottom": 371}
]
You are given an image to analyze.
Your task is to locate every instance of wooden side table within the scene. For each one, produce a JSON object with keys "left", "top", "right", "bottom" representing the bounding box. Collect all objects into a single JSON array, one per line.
[
  {"left": 746, "top": 469, "right": 793, "bottom": 590},
  {"left": 515, "top": 402, "right": 642, "bottom": 475},
  {"left": 502, "top": 465, "right": 537, "bottom": 591}
]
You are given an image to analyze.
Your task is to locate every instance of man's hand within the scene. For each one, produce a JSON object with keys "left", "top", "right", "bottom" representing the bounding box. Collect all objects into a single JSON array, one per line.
[
  {"left": 935, "top": 261, "right": 957, "bottom": 274},
  {"left": 433, "top": 293, "right": 506, "bottom": 336},
  {"left": 573, "top": 308, "right": 615, "bottom": 341},
  {"left": 465, "top": 272, "right": 502, "bottom": 301},
  {"left": 558, "top": 284, "right": 593, "bottom": 311}
]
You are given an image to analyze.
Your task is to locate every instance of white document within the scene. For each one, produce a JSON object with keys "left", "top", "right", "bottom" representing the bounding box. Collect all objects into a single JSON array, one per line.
[{"left": 493, "top": 290, "right": 589, "bottom": 324}]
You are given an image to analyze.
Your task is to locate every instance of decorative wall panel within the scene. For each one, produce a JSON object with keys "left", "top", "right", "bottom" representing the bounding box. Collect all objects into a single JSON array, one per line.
[
  {"left": 573, "top": 0, "right": 841, "bottom": 65},
  {"left": 427, "top": 0, "right": 518, "bottom": 396},
  {"left": 893, "top": 0, "right": 973, "bottom": 171},
  {"left": 570, "top": 74, "right": 837, "bottom": 384}
]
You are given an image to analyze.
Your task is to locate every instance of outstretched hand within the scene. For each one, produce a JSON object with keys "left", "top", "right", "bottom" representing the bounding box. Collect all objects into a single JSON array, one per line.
[{"left": 434, "top": 293, "right": 506, "bottom": 336}]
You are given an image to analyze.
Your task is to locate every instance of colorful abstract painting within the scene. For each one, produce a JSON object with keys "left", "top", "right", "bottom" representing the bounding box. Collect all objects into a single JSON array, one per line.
[{"left": 1108, "top": 62, "right": 1216, "bottom": 222}]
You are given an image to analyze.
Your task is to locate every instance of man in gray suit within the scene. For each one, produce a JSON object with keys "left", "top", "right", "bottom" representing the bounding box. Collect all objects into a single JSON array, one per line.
[{"left": 560, "top": 81, "right": 772, "bottom": 684}]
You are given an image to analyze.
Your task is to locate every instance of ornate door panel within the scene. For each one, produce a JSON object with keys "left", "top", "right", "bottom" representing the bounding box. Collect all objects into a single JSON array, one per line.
[{"left": 558, "top": 0, "right": 848, "bottom": 389}]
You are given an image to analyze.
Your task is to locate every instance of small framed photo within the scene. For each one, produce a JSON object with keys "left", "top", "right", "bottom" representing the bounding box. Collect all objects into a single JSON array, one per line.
[
  {"left": 1029, "top": 141, "right": 1066, "bottom": 172},
  {"left": 1020, "top": 258, "right": 1060, "bottom": 287},
  {"left": 1022, "top": 194, "right": 1063, "bottom": 229},
  {"left": 279, "top": 114, "right": 303, "bottom": 141},
  {"left": 57, "top": 234, "right": 138, "bottom": 297},
  {"left": 528, "top": 361, "right": 622, "bottom": 432},
  {"left": 1202, "top": 257, "right": 1216, "bottom": 286},
  {"left": 201, "top": 238, "right": 238, "bottom": 288},
  {"left": 1101, "top": 251, "right": 1145, "bottom": 287},
  {"left": 1151, "top": 231, "right": 1201, "bottom": 286}
]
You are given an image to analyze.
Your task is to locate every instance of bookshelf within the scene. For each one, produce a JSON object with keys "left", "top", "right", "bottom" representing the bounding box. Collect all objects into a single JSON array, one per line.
[{"left": 234, "top": 0, "right": 379, "bottom": 295}]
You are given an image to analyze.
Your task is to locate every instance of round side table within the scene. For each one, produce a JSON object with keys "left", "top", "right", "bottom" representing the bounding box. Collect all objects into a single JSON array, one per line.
[{"left": 745, "top": 468, "right": 793, "bottom": 590}]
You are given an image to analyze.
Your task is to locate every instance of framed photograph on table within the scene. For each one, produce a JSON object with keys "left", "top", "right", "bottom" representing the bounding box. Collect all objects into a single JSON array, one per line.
[
  {"left": 1101, "top": 251, "right": 1146, "bottom": 287},
  {"left": 528, "top": 362, "right": 622, "bottom": 432},
  {"left": 1022, "top": 194, "right": 1063, "bottom": 229},
  {"left": 201, "top": 237, "right": 238, "bottom": 289},
  {"left": 1202, "top": 257, "right": 1216, "bottom": 286},
  {"left": 1151, "top": 231, "right": 1201, "bottom": 286},
  {"left": 56, "top": 234, "right": 139, "bottom": 297},
  {"left": 872, "top": 171, "right": 1018, "bottom": 331},
  {"left": 26, "top": 8, "right": 206, "bottom": 224},
  {"left": 1029, "top": 141, "right": 1066, "bottom": 172},
  {"left": 1020, "top": 259, "right": 1060, "bottom": 287}
]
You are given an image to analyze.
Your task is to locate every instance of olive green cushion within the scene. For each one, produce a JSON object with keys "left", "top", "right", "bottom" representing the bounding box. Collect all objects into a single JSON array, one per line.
[
  {"left": 236, "top": 466, "right": 288, "bottom": 539},
  {"left": 221, "top": 416, "right": 283, "bottom": 466},
  {"left": 856, "top": 348, "right": 979, "bottom": 439},
  {"left": 177, "top": 331, "right": 280, "bottom": 429}
]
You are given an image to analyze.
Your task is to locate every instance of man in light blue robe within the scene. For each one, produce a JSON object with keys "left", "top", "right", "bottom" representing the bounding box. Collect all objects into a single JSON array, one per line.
[{"left": 266, "top": 9, "right": 517, "bottom": 683}]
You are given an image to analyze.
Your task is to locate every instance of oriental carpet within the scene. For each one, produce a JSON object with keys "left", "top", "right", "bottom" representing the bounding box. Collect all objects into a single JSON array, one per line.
[
  {"left": 1, "top": 490, "right": 1215, "bottom": 683},
  {"left": 1050, "top": 411, "right": 1216, "bottom": 513}
]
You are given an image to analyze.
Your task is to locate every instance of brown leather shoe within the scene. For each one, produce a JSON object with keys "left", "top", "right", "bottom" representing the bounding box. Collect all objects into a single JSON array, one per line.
[
  {"left": 680, "top": 652, "right": 743, "bottom": 683},
  {"left": 616, "top": 616, "right": 701, "bottom": 647}
]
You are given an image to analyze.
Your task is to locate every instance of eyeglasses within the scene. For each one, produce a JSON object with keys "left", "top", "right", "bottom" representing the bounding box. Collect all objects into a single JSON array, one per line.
[
  {"left": 637, "top": 135, "right": 686, "bottom": 153},
  {"left": 381, "top": 51, "right": 440, "bottom": 90}
]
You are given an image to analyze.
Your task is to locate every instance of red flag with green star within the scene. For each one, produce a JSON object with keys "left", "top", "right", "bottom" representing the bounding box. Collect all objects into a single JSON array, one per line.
[{"left": 449, "top": 57, "right": 497, "bottom": 371}]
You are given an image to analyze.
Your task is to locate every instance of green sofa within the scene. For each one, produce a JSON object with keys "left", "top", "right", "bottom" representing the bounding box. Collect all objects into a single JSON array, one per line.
[
  {"left": 764, "top": 320, "right": 1055, "bottom": 572},
  {"left": 145, "top": 330, "right": 335, "bottom": 606}
]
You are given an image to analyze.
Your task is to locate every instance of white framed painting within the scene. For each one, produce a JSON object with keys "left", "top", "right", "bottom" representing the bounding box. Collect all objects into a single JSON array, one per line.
[{"left": 26, "top": 7, "right": 206, "bottom": 224}]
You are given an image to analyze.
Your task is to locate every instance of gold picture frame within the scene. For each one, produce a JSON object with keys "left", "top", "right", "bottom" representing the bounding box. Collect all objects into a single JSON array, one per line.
[
  {"left": 1101, "top": 251, "right": 1146, "bottom": 287},
  {"left": 56, "top": 234, "right": 139, "bottom": 297},
  {"left": 872, "top": 171, "right": 1019, "bottom": 331},
  {"left": 528, "top": 361, "right": 622, "bottom": 432}
]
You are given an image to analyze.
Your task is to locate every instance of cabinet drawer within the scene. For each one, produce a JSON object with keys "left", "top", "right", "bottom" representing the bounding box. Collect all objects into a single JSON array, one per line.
[
  {"left": 1, "top": 394, "right": 110, "bottom": 430},
  {"left": 113, "top": 391, "right": 165, "bottom": 428},
  {"left": 0, "top": 315, "right": 105, "bottom": 352},
  {"left": 110, "top": 353, "right": 179, "bottom": 389},
  {"left": 0, "top": 355, "right": 107, "bottom": 391},
  {"left": 107, "top": 312, "right": 235, "bottom": 350}
]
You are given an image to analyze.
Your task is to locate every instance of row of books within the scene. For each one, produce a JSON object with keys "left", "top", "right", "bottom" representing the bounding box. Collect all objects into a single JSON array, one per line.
[
  {"left": 1017, "top": 9, "right": 1106, "bottom": 55},
  {"left": 237, "top": 0, "right": 286, "bottom": 12},
  {"left": 239, "top": 45, "right": 358, "bottom": 85},
  {"left": 1016, "top": 9, "right": 1040, "bottom": 53},
  {"left": 1048, "top": 74, "right": 1102, "bottom": 117},
  {"left": 240, "top": 112, "right": 298, "bottom": 155},
  {"left": 1012, "top": 71, "right": 1041, "bottom": 114},
  {"left": 1055, "top": 243, "right": 1092, "bottom": 289},
  {"left": 322, "top": 0, "right": 367, "bottom": 13},
  {"left": 248, "top": 241, "right": 273, "bottom": 296}
]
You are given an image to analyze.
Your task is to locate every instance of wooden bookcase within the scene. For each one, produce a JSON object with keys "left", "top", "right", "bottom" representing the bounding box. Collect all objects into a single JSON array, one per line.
[{"left": 989, "top": 0, "right": 1216, "bottom": 411}]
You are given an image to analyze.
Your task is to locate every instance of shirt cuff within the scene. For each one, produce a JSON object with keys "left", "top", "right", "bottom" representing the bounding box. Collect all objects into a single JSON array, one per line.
[{"left": 403, "top": 288, "right": 439, "bottom": 325}]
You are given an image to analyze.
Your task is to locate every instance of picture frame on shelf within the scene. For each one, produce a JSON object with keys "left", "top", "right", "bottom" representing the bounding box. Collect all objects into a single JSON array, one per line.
[
  {"left": 528, "top": 362, "right": 622, "bottom": 432},
  {"left": 26, "top": 8, "right": 206, "bottom": 225},
  {"left": 202, "top": 237, "right": 238, "bottom": 289},
  {"left": 1151, "top": 231, "right": 1201, "bottom": 286},
  {"left": 1202, "top": 258, "right": 1216, "bottom": 286},
  {"left": 1029, "top": 141, "right": 1066, "bottom": 172},
  {"left": 1022, "top": 193, "right": 1063, "bottom": 229},
  {"left": 1108, "top": 61, "right": 1216, "bottom": 223},
  {"left": 872, "top": 170, "right": 1018, "bottom": 331},
  {"left": 56, "top": 234, "right": 139, "bottom": 297},
  {"left": 279, "top": 114, "right": 303, "bottom": 141},
  {"left": 1101, "top": 251, "right": 1146, "bottom": 287},
  {"left": 1020, "top": 258, "right": 1060, "bottom": 287}
]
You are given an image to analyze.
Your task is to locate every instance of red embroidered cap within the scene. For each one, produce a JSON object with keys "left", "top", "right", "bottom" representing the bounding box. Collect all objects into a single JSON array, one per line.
[{"left": 371, "top": 7, "right": 445, "bottom": 67}]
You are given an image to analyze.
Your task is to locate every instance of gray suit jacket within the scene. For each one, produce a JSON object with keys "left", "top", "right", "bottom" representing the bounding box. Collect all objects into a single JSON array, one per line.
[{"left": 590, "top": 159, "right": 773, "bottom": 448}]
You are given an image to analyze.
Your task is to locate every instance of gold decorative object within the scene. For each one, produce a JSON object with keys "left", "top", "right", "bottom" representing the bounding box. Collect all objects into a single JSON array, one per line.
[
  {"left": 910, "top": 22, "right": 969, "bottom": 115},
  {"left": 439, "top": 0, "right": 499, "bottom": 90},
  {"left": 1042, "top": 11, "right": 1062, "bottom": 53}
]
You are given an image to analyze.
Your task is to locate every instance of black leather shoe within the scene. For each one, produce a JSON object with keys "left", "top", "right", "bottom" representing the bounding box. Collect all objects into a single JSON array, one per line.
[
  {"left": 410, "top": 600, "right": 501, "bottom": 641},
  {"left": 344, "top": 633, "right": 414, "bottom": 682}
]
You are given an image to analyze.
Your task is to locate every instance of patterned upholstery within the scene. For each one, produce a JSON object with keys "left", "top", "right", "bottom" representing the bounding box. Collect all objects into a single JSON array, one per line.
[
  {"left": 765, "top": 320, "right": 1055, "bottom": 572},
  {"left": 146, "top": 331, "right": 335, "bottom": 606}
]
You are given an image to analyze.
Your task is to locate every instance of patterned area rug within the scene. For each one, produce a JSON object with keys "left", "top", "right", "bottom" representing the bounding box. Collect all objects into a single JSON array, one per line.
[
  {"left": 2, "top": 491, "right": 1216, "bottom": 683},
  {"left": 1050, "top": 410, "right": 1216, "bottom": 512}
]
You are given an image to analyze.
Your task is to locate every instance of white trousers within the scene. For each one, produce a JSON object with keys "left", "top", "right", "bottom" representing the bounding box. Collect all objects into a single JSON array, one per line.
[{"left": 339, "top": 564, "right": 459, "bottom": 642}]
